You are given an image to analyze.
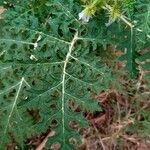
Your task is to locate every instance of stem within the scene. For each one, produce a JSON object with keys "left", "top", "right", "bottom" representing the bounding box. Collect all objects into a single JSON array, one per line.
[{"left": 61, "top": 31, "right": 78, "bottom": 144}]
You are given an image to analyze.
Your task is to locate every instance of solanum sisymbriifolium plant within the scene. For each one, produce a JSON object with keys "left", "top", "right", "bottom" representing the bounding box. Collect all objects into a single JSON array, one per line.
[{"left": 0, "top": 0, "right": 150, "bottom": 149}]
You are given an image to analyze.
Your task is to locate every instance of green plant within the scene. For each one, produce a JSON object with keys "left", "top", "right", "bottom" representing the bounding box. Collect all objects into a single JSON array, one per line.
[{"left": 0, "top": 0, "right": 149, "bottom": 149}]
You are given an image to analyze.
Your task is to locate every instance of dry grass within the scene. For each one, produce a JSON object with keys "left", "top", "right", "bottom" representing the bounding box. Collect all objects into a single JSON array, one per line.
[{"left": 76, "top": 89, "right": 150, "bottom": 150}]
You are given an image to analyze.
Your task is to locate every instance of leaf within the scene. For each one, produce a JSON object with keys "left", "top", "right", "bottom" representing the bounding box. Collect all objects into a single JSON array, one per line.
[
  {"left": 137, "top": 50, "right": 150, "bottom": 88},
  {"left": 134, "top": 0, "right": 150, "bottom": 48},
  {"left": 0, "top": 0, "right": 111, "bottom": 149}
]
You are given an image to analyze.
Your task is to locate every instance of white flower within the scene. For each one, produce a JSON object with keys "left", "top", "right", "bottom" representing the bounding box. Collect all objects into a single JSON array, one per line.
[
  {"left": 105, "top": 19, "right": 114, "bottom": 27},
  {"left": 78, "top": 11, "right": 90, "bottom": 23}
]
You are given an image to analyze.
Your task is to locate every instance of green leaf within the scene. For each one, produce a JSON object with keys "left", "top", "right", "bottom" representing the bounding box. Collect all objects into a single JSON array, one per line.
[{"left": 0, "top": 1, "right": 111, "bottom": 149}]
